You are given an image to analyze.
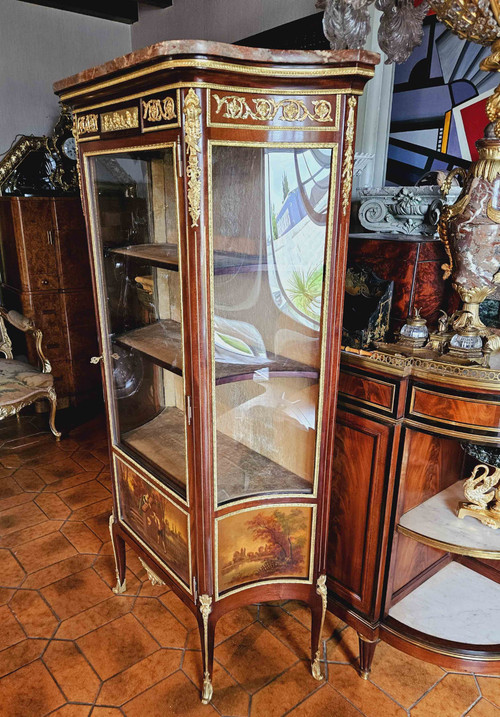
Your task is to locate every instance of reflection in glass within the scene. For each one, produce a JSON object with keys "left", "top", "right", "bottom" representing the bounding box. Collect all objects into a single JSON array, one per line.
[
  {"left": 88, "top": 148, "right": 187, "bottom": 496},
  {"left": 267, "top": 148, "right": 331, "bottom": 329},
  {"left": 211, "top": 145, "right": 333, "bottom": 504}
]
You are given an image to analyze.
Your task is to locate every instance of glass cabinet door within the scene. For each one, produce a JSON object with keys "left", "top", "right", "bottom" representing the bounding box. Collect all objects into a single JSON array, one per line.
[
  {"left": 210, "top": 143, "right": 334, "bottom": 505},
  {"left": 86, "top": 146, "right": 188, "bottom": 499}
]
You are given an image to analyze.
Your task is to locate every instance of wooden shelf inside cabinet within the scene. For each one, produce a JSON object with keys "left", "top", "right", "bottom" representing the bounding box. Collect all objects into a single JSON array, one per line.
[
  {"left": 388, "top": 562, "right": 500, "bottom": 646},
  {"left": 216, "top": 354, "right": 318, "bottom": 384},
  {"left": 114, "top": 319, "right": 318, "bottom": 384},
  {"left": 217, "top": 429, "right": 312, "bottom": 504},
  {"left": 122, "top": 407, "right": 186, "bottom": 488},
  {"left": 114, "top": 319, "right": 183, "bottom": 375},
  {"left": 398, "top": 481, "right": 500, "bottom": 560},
  {"left": 108, "top": 244, "right": 179, "bottom": 271},
  {"left": 121, "top": 403, "right": 311, "bottom": 503},
  {"left": 108, "top": 243, "right": 265, "bottom": 275}
]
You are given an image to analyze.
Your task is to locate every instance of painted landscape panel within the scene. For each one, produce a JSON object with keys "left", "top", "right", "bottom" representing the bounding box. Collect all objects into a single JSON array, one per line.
[
  {"left": 217, "top": 504, "right": 313, "bottom": 594},
  {"left": 116, "top": 458, "right": 190, "bottom": 585}
]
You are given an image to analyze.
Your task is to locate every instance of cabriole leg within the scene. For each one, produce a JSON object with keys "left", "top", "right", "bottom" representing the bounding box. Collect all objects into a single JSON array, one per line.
[
  {"left": 311, "top": 574, "right": 327, "bottom": 681},
  {"left": 47, "top": 388, "right": 61, "bottom": 441},
  {"left": 358, "top": 634, "right": 378, "bottom": 679},
  {"left": 108, "top": 515, "right": 127, "bottom": 594},
  {"left": 198, "top": 594, "right": 215, "bottom": 704}
]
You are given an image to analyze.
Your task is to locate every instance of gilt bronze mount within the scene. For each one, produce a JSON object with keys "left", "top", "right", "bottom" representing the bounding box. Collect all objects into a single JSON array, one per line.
[{"left": 458, "top": 463, "right": 500, "bottom": 529}]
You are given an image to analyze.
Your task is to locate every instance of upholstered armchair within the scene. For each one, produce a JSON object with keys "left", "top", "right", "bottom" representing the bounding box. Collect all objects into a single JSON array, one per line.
[{"left": 0, "top": 307, "right": 61, "bottom": 440}]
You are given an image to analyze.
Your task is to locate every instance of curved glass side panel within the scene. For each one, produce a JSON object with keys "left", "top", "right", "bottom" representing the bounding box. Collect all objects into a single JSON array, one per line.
[
  {"left": 210, "top": 143, "right": 334, "bottom": 505},
  {"left": 86, "top": 146, "right": 187, "bottom": 498}
]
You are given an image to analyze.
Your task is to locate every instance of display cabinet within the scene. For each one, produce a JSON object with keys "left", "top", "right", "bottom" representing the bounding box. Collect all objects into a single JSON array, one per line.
[{"left": 55, "top": 40, "right": 378, "bottom": 701}]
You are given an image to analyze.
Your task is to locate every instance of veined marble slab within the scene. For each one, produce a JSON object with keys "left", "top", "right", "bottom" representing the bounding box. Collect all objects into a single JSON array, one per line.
[
  {"left": 54, "top": 40, "right": 380, "bottom": 94},
  {"left": 389, "top": 562, "right": 500, "bottom": 645},
  {"left": 399, "top": 480, "right": 500, "bottom": 556}
]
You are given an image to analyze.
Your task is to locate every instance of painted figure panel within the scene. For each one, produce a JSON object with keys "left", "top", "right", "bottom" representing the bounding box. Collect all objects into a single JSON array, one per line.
[{"left": 116, "top": 458, "right": 189, "bottom": 585}]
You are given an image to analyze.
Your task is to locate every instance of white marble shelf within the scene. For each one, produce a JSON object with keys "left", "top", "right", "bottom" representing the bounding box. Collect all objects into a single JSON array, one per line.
[
  {"left": 389, "top": 562, "right": 500, "bottom": 645},
  {"left": 398, "top": 480, "right": 500, "bottom": 559}
]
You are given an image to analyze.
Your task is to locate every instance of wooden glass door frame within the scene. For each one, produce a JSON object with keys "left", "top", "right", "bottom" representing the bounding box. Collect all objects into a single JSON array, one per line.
[
  {"left": 80, "top": 133, "right": 194, "bottom": 505},
  {"left": 179, "top": 89, "right": 358, "bottom": 603},
  {"left": 206, "top": 138, "right": 340, "bottom": 511},
  {"left": 190, "top": 108, "right": 352, "bottom": 601}
]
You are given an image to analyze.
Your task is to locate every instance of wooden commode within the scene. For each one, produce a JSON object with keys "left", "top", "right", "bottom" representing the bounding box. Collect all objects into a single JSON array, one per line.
[{"left": 328, "top": 348, "right": 500, "bottom": 675}]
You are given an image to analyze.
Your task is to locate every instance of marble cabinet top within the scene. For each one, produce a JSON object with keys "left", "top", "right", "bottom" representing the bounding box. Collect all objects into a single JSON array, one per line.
[{"left": 54, "top": 39, "right": 380, "bottom": 94}]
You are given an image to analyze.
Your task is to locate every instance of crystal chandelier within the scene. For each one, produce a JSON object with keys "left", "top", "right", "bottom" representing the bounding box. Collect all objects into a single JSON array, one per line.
[
  {"left": 317, "top": 0, "right": 500, "bottom": 65},
  {"left": 317, "top": 0, "right": 500, "bottom": 136}
]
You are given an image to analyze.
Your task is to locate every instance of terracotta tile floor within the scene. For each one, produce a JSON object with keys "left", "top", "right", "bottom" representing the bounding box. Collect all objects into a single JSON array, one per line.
[{"left": 0, "top": 412, "right": 498, "bottom": 717}]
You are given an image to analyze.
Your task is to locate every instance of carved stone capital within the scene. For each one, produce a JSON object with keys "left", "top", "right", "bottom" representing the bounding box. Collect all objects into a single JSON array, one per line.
[{"left": 358, "top": 186, "right": 460, "bottom": 236}]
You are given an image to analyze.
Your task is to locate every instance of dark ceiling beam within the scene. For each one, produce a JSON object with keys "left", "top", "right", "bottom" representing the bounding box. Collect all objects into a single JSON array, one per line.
[
  {"left": 141, "top": 1, "right": 173, "bottom": 6},
  {"left": 17, "top": 0, "right": 139, "bottom": 24}
]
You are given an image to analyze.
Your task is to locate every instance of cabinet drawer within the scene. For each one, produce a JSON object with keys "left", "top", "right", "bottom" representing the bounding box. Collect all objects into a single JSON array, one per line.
[
  {"left": 338, "top": 368, "right": 399, "bottom": 417},
  {"left": 49, "top": 359, "right": 72, "bottom": 398},
  {"left": 29, "top": 296, "right": 67, "bottom": 350},
  {"left": 408, "top": 384, "right": 500, "bottom": 440},
  {"left": 35, "top": 275, "right": 59, "bottom": 291}
]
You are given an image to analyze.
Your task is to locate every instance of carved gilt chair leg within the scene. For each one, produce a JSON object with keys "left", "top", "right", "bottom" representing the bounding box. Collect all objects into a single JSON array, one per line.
[
  {"left": 358, "top": 633, "right": 378, "bottom": 679},
  {"left": 108, "top": 515, "right": 127, "bottom": 594},
  {"left": 198, "top": 595, "right": 215, "bottom": 704},
  {"left": 47, "top": 388, "right": 61, "bottom": 441},
  {"left": 311, "top": 574, "right": 327, "bottom": 681}
]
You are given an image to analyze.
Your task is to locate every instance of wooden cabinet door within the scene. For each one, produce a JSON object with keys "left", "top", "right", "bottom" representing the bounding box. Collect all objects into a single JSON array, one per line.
[
  {"left": 326, "top": 409, "right": 396, "bottom": 620},
  {"left": 52, "top": 198, "right": 92, "bottom": 290},
  {"left": 0, "top": 199, "right": 22, "bottom": 291},
  {"left": 13, "top": 198, "right": 59, "bottom": 292}
]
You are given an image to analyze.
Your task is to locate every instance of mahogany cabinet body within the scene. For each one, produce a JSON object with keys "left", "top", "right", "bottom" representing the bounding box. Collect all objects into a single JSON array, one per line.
[
  {"left": 55, "top": 41, "right": 379, "bottom": 700},
  {"left": 0, "top": 196, "right": 100, "bottom": 406},
  {"left": 328, "top": 355, "right": 500, "bottom": 674}
]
